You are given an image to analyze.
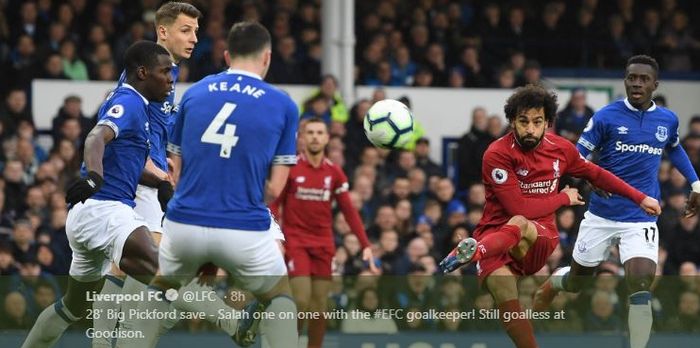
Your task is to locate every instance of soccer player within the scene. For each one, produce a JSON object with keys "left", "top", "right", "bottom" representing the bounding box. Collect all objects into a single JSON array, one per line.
[
  {"left": 269, "top": 117, "right": 376, "bottom": 348},
  {"left": 21, "top": 41, "right": 174, "bottom": 348},
  {"left": 115, "top": 22, "right": 298, "bottom": 348},
  {"left": 91, "top": 3, "right": 214, "bottom": 347},
  {"left": 439, "top": 84, "right": 661, "bottom": 348},
  {"left": 533, "top": 55, "right": 700, "bottom": 348}
]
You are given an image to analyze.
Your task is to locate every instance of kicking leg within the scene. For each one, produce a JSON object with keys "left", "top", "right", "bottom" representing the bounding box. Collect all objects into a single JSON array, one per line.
[
  {"left": 485, "top": 266, "right": 538, "bottom": 348},
  {"left": 533, "top": 261, "right": 596, "bottom": 311}
]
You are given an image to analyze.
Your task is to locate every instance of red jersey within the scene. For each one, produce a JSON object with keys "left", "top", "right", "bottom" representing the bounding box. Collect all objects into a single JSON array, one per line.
[
  {"left": 271, "top": 155, "right": 370, "bottom": 249},
  {"left": 475, "top": 132, "right": 646, "bottom": 238}
]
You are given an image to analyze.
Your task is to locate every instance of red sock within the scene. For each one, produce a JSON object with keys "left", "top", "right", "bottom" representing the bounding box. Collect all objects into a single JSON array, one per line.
[
  {"left": 474, "top": 224, "right": 522, "bottom": 261},
  {"left": 498, "top": 299, "right": 538, "bottom": 348},
  {"left": 307, "top": 317, "right": 326, "bottom": 348}
]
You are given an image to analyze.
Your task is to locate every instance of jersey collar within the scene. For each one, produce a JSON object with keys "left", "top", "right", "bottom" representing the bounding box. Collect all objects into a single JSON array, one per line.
[
  {"left": 623, "top": 98, "right": 656, "bottom": 112},
  {"left": 226, "top": 68, "right": 262, "bottom": 80},
  {"left": 121, "top": 83, "right": 149, "bottom": 105}
]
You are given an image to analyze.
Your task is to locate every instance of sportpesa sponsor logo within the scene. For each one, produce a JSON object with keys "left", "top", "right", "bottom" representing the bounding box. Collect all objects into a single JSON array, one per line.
[{"left": 615, "top": 141, "right": 663, "bottom": 155}]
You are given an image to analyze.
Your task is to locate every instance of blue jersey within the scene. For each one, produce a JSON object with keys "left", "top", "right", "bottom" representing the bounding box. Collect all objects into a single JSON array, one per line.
[
  {"left": 166, "top": 69, "right": 299, "bottom": 230},
  {"left": 84, "top": 84, "right": 151, "bottom": 207},
  {"left": 117, "top": 64, "right": 180, "bottom": 172},
  {"left": 577, "top": 99, "right": 680, "bottom": 222}
]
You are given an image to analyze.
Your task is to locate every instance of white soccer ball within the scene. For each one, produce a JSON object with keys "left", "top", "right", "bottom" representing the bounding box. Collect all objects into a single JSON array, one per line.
[{"left": 363, "top": 99, "right": 414, "bottom": 149}]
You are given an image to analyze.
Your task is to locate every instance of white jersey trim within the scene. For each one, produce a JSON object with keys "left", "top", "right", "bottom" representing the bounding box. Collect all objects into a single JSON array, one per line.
[
  {"left": 167, "top": 142, "right": 182, "bottom": 155},
  {"left": 97, "top": 120, "right": 120, "bottom": 138},
  {"left": 273, "top": 155, "right": 297, "bottom": 165}
]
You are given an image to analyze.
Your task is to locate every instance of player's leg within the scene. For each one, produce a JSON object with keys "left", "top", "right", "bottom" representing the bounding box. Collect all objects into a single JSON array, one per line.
[
  {"left": 533, "top": 212, "right": 613, "bottom": 310},
  {"left": 92, "top": 263, "right": 125, "bottom": 348},
  {"left": 213, "top": 226, "right": 298, "bottom": 348},
  {"left": 307, "top": 277, "right": 332, "bottom": 348},
  {"left": 485, "top": 266, "right": 538, "bottom": 348},
  {"left": 620, "top": 222, "right": 659, "bottom": 348},
  {"left": 305, "top": 247, "right": 333, "bottom": 348},
  {"left": 23, "top": 200, "right": 121, "bottom": 348},
  {"left": 115, "top": 219, "right": 203, "bottom": 348},
  {"left": 287, "top": 246, "right": 312, "bottom": 333}
]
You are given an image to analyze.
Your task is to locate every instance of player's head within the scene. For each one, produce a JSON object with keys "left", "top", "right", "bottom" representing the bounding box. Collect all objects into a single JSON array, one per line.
[
  {"left": 624, "top": 55, "right": 659, "bottom": 110},
  {"left": 225, "top": 21, "right": 272, "bottom": 78},
  {"left": 504, "top": 84, "right": 558, "bottom": 151},
  {"left": 124, "top": 41, "right": 174, "bottom": 102},
  {"left": 155, "top": 1, "right": 201, "bottom": 62},
  {"left": 303, "top": 117, "right": 329, "bottom": 156}
]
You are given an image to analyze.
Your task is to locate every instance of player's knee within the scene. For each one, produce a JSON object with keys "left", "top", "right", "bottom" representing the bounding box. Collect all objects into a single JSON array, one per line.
[{"left": 507, "top": 215, "right": 529, "bottom": 234}]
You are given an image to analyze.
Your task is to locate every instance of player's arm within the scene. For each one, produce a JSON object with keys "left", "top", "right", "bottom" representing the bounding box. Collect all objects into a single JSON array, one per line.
[
  {"left": 565, "top": 142, "right": 661, "bottom": 215},
  {"left": 576, "top": 112, "right": 613, "bottom": 197},
  {"left": 267, "top": 98, "right": 300, "bottom": 203},
  {"left": 268, "top": 181, "right": 287, "bottom": 220},
  {"left": 140, "top": 157, "right": 169, "bottom": 187},
  {"left": 484, "top": 149, "right": 577, "bottom": 219},
  {"left": 65, "top": 124, "right": 114, "bottom": 204},
  {"left": 266, "top": 165, "right": 291, "bottom": 204},
  {"left": 665, "top": 121, "right": 700, "bottom": 217}
]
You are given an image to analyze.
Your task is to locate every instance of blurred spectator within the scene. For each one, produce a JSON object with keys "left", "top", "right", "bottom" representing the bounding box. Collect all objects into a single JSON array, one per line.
[
  {"left": 457, "top": 107, "right": 491, "bottom": 191},
  {"left": 414, "top": 138, "right": 442, "bottom": 178},
  {"left": 658, "top": 11, "right": 700, "bottom": 72},
  {"left": 391, "top": 46, "right": 416, "bottom": 86},
  {"left": 267, "top": 36, "right": 304, "bottom": 84},
  {"left": 341, "top": 287, "right": 398, "bottom": 333},
  {"left": 302, "top": 75, "right": 349, "bottom": 123},
  {"left": 598, "top": 14, "right": 635, "bottom": 69},
  {"left": 0, "top": 291, "right": 32, "bottom": 329},
  {"left": 0, "top": 242, "right": 18, "bottom": 275},
  {"left": 0, "top": 88, "right": 33, "bottom": 135},
  {"left": 41, "top": 53, "right": 68, "bottom": 80},
  {"left": 10, "top": 219, "right": 36, "bottom": 263},
  {"left": 664, "top": 291, "right": 700, "bottom": 332},
  {"left": 51, "top": 95, "right": 94, "bottom": 146},
  {"left": 665, "top": 214, "right": 700, "bottom": 270},
  {"left": 59, "top": 39, "right": 88, "bottom": 80},
  {"left": 556, "top": 88, "right": 595, "bottom": 143},
  {"left": 584, "top": 290, "right": 623, "bottom": 332}
]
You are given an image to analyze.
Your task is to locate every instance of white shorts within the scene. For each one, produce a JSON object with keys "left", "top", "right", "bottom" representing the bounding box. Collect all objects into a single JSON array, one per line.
[
  {"left": 134, "top": 185, "right": 164, "bottom": 233},
  {"left": 160, "top": 219, "right": 287, "bottom": 294},
  {"left": 66, "top": 199, "right": 148, "bottom": 282},
  {"left": 573, "top": 211, "right": 659, "bottom": 267}
]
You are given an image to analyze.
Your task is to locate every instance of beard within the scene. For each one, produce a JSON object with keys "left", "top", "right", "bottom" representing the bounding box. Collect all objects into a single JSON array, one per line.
[{"left": 515, "top": 133, "right": 543, "bottom": 151}]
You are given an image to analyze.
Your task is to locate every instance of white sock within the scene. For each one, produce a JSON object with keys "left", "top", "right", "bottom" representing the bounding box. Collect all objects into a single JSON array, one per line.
[
  {"left": 629, "top": 291, "right": 653, "bottom": 348},
  {"left": 171, "top": 279, "right": 238, "bottom": 335},
  {"left": 92, "top": 275, "right": 124, "bottom": 348},
  {"left": 22, "top": 299, "right": 80, "bottom": 348},
  {"left": 550, "top": 266, "right": 571, "bottom": 291},
  {"left": 260, "top": 296, "right": 298, "bottom": 348},
  {"left": 115, "top": 287, "right": 173, "bottom": 348}
]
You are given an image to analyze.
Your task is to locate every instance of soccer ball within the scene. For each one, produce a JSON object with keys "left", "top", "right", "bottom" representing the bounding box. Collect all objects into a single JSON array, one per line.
[{"left": 363, "top": 99, "right": 414, "bottom": 148}]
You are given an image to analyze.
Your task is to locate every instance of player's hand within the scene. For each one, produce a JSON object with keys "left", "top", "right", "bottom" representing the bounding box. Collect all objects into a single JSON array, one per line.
[
  {"left": 196, "top": 262, "right": 218, "bottom": 287},
  {"left": 586, "top": 180, "right": 611, "bottom": 199},
  {"left": 640, "top": 196, "right": 661, "bottom": 216},
  {"left": 362, "top": 247, "right": 379, "bottom": 274},
  {"left": 561, "top": 185, "right": 585, "bottom": 206},
  {"left": 65, "top": 171, "right": 103, "bottom": 205},
  {"left": 683, "top": 191, "right": 700, "bottom": 218},
  {"left": 157, "top": 180, "right": 174, "bottom": 212}
]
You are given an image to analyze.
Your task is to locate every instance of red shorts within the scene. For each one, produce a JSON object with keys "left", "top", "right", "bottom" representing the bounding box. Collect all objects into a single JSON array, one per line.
[
  {"left": 475, "top": 222, "right": 559, "bottom": 283},
  {"left": 285, "top": 245, "right": 334, "bottom": 278}
]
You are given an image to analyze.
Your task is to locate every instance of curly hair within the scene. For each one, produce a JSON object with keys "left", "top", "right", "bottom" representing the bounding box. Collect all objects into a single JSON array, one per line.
[{"left": 503, "top": 84, "right": 559, "bottom": 126}]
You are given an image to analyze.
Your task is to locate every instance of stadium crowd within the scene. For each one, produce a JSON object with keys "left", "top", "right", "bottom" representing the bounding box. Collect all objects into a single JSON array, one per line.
[{"left": 1, "top": 0, "right": 700, "bottom": 336}]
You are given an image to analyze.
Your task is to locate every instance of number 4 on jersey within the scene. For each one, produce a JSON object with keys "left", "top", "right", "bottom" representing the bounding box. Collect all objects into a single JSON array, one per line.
[{"left": 201, "top": 102, "right": 239, "bottom": 158}]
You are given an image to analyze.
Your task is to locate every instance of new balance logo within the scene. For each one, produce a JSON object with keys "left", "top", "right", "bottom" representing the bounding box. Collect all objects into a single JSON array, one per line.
[{"left": 617, "top": 126, "right": 628, "bottom": 134}]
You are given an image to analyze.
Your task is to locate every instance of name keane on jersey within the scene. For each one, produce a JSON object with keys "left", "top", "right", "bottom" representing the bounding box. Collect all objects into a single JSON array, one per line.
[
  {"left": 615, "top": 141, "right": 663, "bottom": 155},
  {"left": 519, "top": 179, "right": 558, "bottom": 194},
  {"left": 295, "top": 187, "right": 331, "bottom": 201},
  {"left": 208, "top": 81, "right": 266, "bottom": 98}
]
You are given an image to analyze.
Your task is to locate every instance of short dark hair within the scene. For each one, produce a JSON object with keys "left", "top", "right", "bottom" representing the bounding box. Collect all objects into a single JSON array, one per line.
[
  {"left": 227, "top": 21, "right": 271, "bottom": 58},
  {"left": 304, "top": 116, "right": 327, "bottom": 128},
  {"left": 504, "top": 84, "right": 559, "bottom": 126},
  {"left": 124, "top": 41, "right": 170, "bottom": 77},
  {"left": 156, "top": 1, "right": 201, "bottom": 26},
  {"left": 626, "top": 55, "right": 659, "bottom": 76}
]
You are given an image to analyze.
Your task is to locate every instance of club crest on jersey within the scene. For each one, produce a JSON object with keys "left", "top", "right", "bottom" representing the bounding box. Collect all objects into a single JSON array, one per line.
[
  {"left": 295, "top": 176, "right": 305, "bottom": 183},
  {"left": 491, "top": 168, "right": 508, "bottom": 184},
  {"left": 655, "top": 126, "right": 668, "bottom": 142},
  {"left": 323, "top": 176, "right": 332, "bottom": 189},
  {"left": 553, "top": 159, "right": 560, "bottom": 178},
  {"left": 108, "top": 104, "right": 124, "bottom": 118}
]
